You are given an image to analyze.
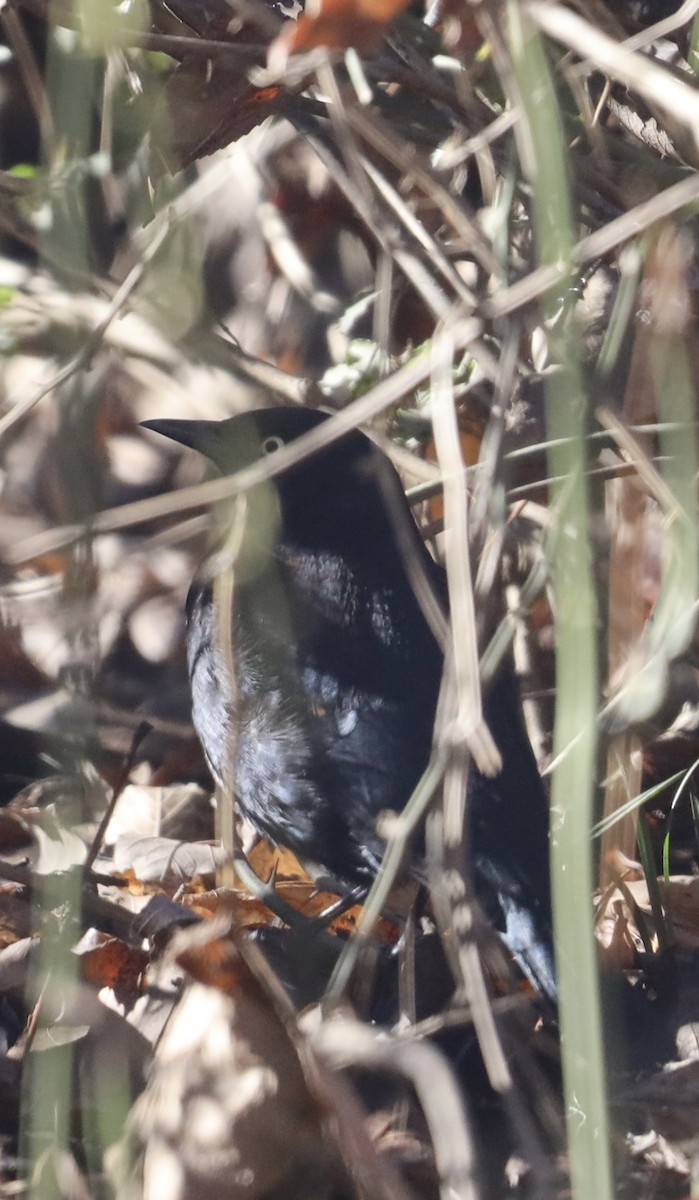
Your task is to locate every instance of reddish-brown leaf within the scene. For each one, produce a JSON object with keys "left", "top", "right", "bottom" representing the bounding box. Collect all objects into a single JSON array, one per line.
[
  {"left": 79, "top": 934, "right": 149, "bottom": 1006},
  {"left": 271, "top": 0, "right": 412, "bottom": 63}
]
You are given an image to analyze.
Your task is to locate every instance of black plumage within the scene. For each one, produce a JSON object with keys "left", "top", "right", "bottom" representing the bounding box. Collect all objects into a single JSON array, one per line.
[{"left": 143, "top": 407, "right": 555, "bottom": 1000}]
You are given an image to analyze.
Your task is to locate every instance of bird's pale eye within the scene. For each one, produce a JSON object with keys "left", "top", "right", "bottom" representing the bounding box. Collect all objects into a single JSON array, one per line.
[{"left": 261, "top": 435, "right": 285, "bottom": 455}]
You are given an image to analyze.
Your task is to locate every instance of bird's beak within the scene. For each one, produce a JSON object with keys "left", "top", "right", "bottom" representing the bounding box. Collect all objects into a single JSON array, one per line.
[{"left": 141, "top": 419, "right": 224, "bottom": 466}]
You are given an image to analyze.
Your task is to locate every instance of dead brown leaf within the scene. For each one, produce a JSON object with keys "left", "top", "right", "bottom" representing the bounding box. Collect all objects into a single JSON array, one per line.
[
  {"left": 270, "top": 0, "right": 412, "bottom": 65},
  {"left": 109, "top": 974, "right": 348, "bottom": 1200},
  {"left": 77, "top": 931, "right": 149, "bottom": 1008}
]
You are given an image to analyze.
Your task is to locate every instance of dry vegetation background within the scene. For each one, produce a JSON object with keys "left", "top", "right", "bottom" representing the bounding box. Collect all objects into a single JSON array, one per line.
[{"left": 2, "top": 0, "right": 699, "bottom": 1198}]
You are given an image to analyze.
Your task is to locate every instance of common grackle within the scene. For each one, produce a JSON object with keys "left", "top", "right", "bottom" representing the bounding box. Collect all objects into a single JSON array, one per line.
[{"left": 142, "top": 407, "right": 556, "bottom": 1000}]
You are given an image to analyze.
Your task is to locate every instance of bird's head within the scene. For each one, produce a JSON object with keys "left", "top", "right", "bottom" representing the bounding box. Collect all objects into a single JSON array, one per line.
[
  {"left": 140, "top": 406, "right": 378, "bottom": 481},
  {"left": 141, "top": 406, "right": 394, "bottom": 574}
]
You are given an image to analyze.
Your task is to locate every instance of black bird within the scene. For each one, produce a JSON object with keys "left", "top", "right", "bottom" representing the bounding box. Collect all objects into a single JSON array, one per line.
[{"left": 143, "top": 407, "right": 556, "bottom": 1000}]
